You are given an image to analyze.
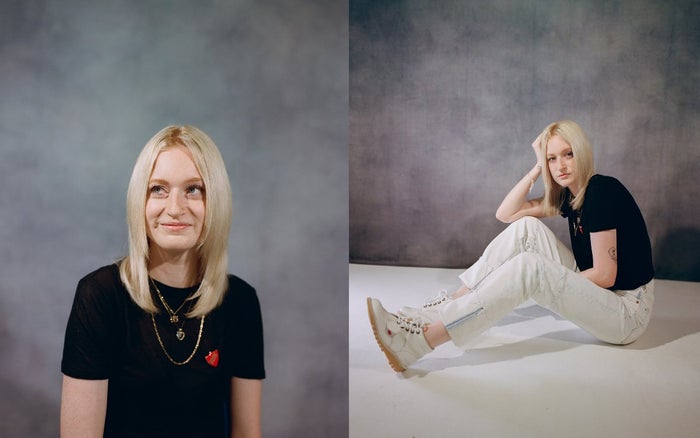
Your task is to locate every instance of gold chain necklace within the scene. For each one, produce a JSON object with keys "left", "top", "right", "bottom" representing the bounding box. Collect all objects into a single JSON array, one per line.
[
  {"left": 151, "top": 312, "right": 205, "bottom": 366},
  {"left": 151, "top": 279, "right": 189, "bottom": 321},
  {"left": 151, "top": 279, "right": 192, "bottom": 340}
]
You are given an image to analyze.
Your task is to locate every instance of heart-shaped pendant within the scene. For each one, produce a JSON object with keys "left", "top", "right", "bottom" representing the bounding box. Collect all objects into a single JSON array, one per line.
[
  {"left": 205, "top": 349, "right": 220, "bottom": 367},
  {"left": 176, "top": 328, "right": 185, "bottom": 341}
]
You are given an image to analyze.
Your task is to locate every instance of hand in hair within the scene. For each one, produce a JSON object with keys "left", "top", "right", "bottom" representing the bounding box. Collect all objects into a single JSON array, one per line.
[{"left": 531, "top": 133, "right": 545, "bottom": 166}]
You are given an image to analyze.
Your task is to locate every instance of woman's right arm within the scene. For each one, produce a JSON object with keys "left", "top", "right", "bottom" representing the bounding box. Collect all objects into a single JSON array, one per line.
[
  {"left": 60, "top": 375, "right": 108, "bottom": 437},
  {"left": 495, "top": 164, "right": 546, "bottom": 223},
  {"left": 495, "top": 134, "right": 549, "bottom": 223}
]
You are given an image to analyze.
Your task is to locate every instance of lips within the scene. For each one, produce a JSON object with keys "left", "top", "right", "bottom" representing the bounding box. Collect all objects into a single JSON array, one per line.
[
  {"left": 558, "top": 173, "right": 570, "bottom": 179},
  {"left": 160, "top": 222, "right": 191, "bottom": 230}
]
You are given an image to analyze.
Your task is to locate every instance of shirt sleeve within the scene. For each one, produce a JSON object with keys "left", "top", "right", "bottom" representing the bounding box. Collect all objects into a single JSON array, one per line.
[
  {"left": 61, "top": 273, "right": 119, "bottom": 380},
  {"left": 225, "top": 277, "right": 266, "bottom": 379},
  {"left": 584, "top": 177, "right": 619, "bottom": 233}
]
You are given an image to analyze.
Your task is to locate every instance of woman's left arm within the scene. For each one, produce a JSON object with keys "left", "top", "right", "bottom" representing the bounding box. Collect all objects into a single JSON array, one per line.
[
  {"left": 581, "top": 229, "right": 618, "bottom": 288},
  {"left": 230, "top": 377, "right": 262, "bottom": 438}
]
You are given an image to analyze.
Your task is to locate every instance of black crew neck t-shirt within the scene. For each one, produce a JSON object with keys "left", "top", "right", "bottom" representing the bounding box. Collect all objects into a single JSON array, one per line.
[
  {"left": 560, "top": 174, "right": 654, "bottom": 290},
  {"left": 61, "top": 264, "right": 265, "bottom": 437}
]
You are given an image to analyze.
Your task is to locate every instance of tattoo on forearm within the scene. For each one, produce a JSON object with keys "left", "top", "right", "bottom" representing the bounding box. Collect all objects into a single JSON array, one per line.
[{"left": 608, "top": 247, "right": 617, "bottom": 264}]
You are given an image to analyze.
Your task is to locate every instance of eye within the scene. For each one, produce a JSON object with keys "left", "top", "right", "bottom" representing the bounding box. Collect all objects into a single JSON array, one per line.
[
  {"left": 149, "top": 185, "right": 167, "bottom": 198},
  {"left": 566, "top": 151, "right": 574, "bottom": 158},
  {"left": 547, "top": 157, "right": 555, "bottom": 162},
  {"left": 185, "top": 184, "right": 205, "bottom": 198}
]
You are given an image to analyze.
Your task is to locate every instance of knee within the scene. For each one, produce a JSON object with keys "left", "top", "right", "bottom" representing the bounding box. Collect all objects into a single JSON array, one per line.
[
  {"left": 512, "top": 216, "right": 544, "bottom": 230},
  {"left": 511, "top": 251, "right": 542, "bottom": 268},
  {"left": 509, "top": 252, "right": 562, "bottom": 283},
  {"left": 509, "top": 216, "right": 551, "bottom": 240},
  {"left": 507, "top": 216, "right": 545, "bottom": 242},
  {"left": 508, "top": 252, "right": 567, "bottom": 303}
]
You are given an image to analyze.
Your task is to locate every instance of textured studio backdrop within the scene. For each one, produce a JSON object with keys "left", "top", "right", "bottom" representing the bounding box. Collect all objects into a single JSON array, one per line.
[
  {"left": 350, "top": 0, "right": 700, "bottom": 281},
  {"left": 0, "top": 1, "right": 347, "bottom": 437}
]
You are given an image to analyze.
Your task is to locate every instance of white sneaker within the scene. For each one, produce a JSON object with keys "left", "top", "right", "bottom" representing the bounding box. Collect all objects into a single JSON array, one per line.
[
  {"left": 366, "top": 297, "right": 434, "bottom": 372},
  {"left": 398, "top": 290, "right": 451, "bottom": 324}
]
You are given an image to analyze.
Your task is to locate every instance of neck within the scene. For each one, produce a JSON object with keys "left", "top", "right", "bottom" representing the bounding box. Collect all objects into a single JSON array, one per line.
[
  {"left": 569, "top": 183, "right": 581, "bottom": 197},
  {"left": 149, "top": 248, "right": 200, "bottom": 287}
]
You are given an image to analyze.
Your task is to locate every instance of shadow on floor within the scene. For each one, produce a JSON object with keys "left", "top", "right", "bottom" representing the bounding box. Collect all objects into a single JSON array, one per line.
[
  {"left": 402, "top": 301, "right": 700, "bottom": 377},
  {"left": 497, "top": 301, "right": 700, "bottom": 351},
  {"left": 402, "top": 330, "right": 592, "bottom": 377},
  {"left": 622, "top": 316, "right": 700, "bottom": 350}
]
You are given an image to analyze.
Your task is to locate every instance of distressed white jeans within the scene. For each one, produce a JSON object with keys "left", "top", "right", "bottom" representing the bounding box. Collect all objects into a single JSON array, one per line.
[{"left": 440, "top": 217, "right": 654, "bottom": 347}]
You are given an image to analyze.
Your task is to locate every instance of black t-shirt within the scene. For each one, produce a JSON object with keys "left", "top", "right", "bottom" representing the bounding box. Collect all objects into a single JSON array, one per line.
[
  {"left": 61, "top": 264, "right": 265, "bottom": 437},
  {"left": 561, "top": 174, "right": 654, "bottom": 290}
]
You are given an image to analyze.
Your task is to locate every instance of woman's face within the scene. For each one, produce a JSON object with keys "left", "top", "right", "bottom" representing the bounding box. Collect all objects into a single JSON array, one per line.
[
  {"left": 546, "top": 135, "right": 580, "bottom": 195},
  {"left": 146, "top": 146, "right": 206, "bottom": 257}
]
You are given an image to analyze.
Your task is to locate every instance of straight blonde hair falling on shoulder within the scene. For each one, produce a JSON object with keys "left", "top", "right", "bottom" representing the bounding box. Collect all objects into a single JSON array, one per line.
[
  {"left": 537, "top": 120, "right": 595, "bottom": 216},
  {"left": 119, "top": 125, "right": 233, "bottom": 317}
]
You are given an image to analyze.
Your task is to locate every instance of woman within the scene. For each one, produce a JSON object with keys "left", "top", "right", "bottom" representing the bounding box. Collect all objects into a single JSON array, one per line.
[
  {"left": 367, "top": 120, "right": 654, "bottom": 372},
  {"left": 60, "top": 126, "right": 265, "bottom": 437}
]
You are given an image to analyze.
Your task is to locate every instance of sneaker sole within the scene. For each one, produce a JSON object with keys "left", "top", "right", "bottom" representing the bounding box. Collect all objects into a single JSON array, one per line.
[{"left": 366, "top": 297, "right": 407, "bottom": 372}]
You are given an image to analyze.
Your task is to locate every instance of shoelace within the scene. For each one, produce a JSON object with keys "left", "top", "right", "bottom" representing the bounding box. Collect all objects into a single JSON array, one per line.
[
  {"left": 423, "top": 290, "right": 449, "bottom": 308},
  {"left": 396, "top": 315, "right": 425, "bottom": 334}
]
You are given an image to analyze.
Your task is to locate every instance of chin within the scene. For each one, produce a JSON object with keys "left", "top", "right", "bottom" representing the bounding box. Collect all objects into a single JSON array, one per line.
[
  {"left": 150, "top": 238, "right": 200, "bottom": 254},
  {"left": 556, "top": 180, "right": 572, "bottom": 188}
]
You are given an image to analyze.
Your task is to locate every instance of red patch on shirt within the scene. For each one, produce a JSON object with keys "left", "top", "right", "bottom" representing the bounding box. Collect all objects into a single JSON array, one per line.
[{"left": 205, "top": 349, "right": 220, "bottom": 367}]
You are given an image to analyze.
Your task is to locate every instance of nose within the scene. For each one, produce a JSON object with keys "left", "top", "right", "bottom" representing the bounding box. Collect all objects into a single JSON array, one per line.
[
  {"left": 167, "top": 191, "right": 185, "bottom": 216},
  {"left": 557, "top": 159, "right": 567, "bottom": 173}
]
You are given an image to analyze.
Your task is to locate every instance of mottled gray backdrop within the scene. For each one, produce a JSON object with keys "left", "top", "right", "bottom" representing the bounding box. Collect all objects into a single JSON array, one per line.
[
  {"left": 0, "top": 1, "right": 347, "bottom": 437},
  {"left": 350, "top": 0, "right": 700, "bottom": 281}
]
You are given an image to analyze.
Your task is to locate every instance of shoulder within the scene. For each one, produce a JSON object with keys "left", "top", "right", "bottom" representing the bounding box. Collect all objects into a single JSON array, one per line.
[
  {"left": 587, "top": 174, "right": 622, "bottom": 190},
  {"left": 227, "top": 274, "right": 255, "bottom": 291},
  {"left": 73, "top": 264, "right": 127, "bottom": 306},
  {"left": 227, "top": 274, "right": 257, "bottom": 296},
  {"left": 215, "top": 275, "right": 262, "bottom": 321},
  {"left": 79, "top": 263, "right": 121, "bottom": 286},
  {"left": 223, "top": 274, "right": 260, "bottom": 306},
  {"left": 585, "top": 174, "right": 628, "bottom": 199}
]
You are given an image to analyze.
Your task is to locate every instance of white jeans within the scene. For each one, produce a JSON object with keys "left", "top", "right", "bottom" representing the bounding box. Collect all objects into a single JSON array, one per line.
[{"left": 440, "top": 217, "right": 654, "bottom": 347}]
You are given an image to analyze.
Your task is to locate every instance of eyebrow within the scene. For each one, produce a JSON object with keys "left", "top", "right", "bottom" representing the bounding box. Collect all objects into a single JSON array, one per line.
[
  {"left": 148, "top": 177, "right": 204, "bottom": 185},
  {"left": 547, "top": 148, "right": 572, "bottom": 157}
]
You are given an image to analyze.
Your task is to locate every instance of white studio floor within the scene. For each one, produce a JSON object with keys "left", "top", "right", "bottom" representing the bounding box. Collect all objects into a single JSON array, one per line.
[{"left": 349, "top": 264, "right": 700, "bottom": 438}]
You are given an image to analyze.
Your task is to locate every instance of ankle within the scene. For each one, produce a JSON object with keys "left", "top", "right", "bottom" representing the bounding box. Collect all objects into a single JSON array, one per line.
[
  {"left": 450, "top": 285, "right": 471, "bottom": 300},
  {"left": 423, "top": 322, "right": 450, "bottom": 349}
]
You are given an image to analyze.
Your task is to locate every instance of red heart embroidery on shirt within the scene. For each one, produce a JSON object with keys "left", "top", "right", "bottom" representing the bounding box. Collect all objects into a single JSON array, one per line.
[{"left": 205, "top": 349, "right": 220, "bottom": 367}]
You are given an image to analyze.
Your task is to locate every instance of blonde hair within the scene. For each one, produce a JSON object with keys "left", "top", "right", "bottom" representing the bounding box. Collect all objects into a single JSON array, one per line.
[
  {"left": 538, "top": 120, "right": 595, "bottom": 216},
  {"left": 119, "top": 125, "right": 232, "bottom": 317}
]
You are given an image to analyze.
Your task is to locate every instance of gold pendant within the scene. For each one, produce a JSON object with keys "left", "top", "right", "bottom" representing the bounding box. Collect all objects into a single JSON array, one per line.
[
  {"left": 176, "top": 328, "right": 185, "bottom": 341},
  {"left": 170, "top": 315, "right": 179, "bottom": 323}
]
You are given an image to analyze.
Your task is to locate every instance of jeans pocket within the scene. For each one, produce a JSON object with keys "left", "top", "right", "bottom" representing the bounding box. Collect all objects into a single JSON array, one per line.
[
  {"left": 636, "top": 291, "right": 653, "bottom": 328},
  {"left": 620, "top": 283, "right": 654, "bottom": 344}
]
